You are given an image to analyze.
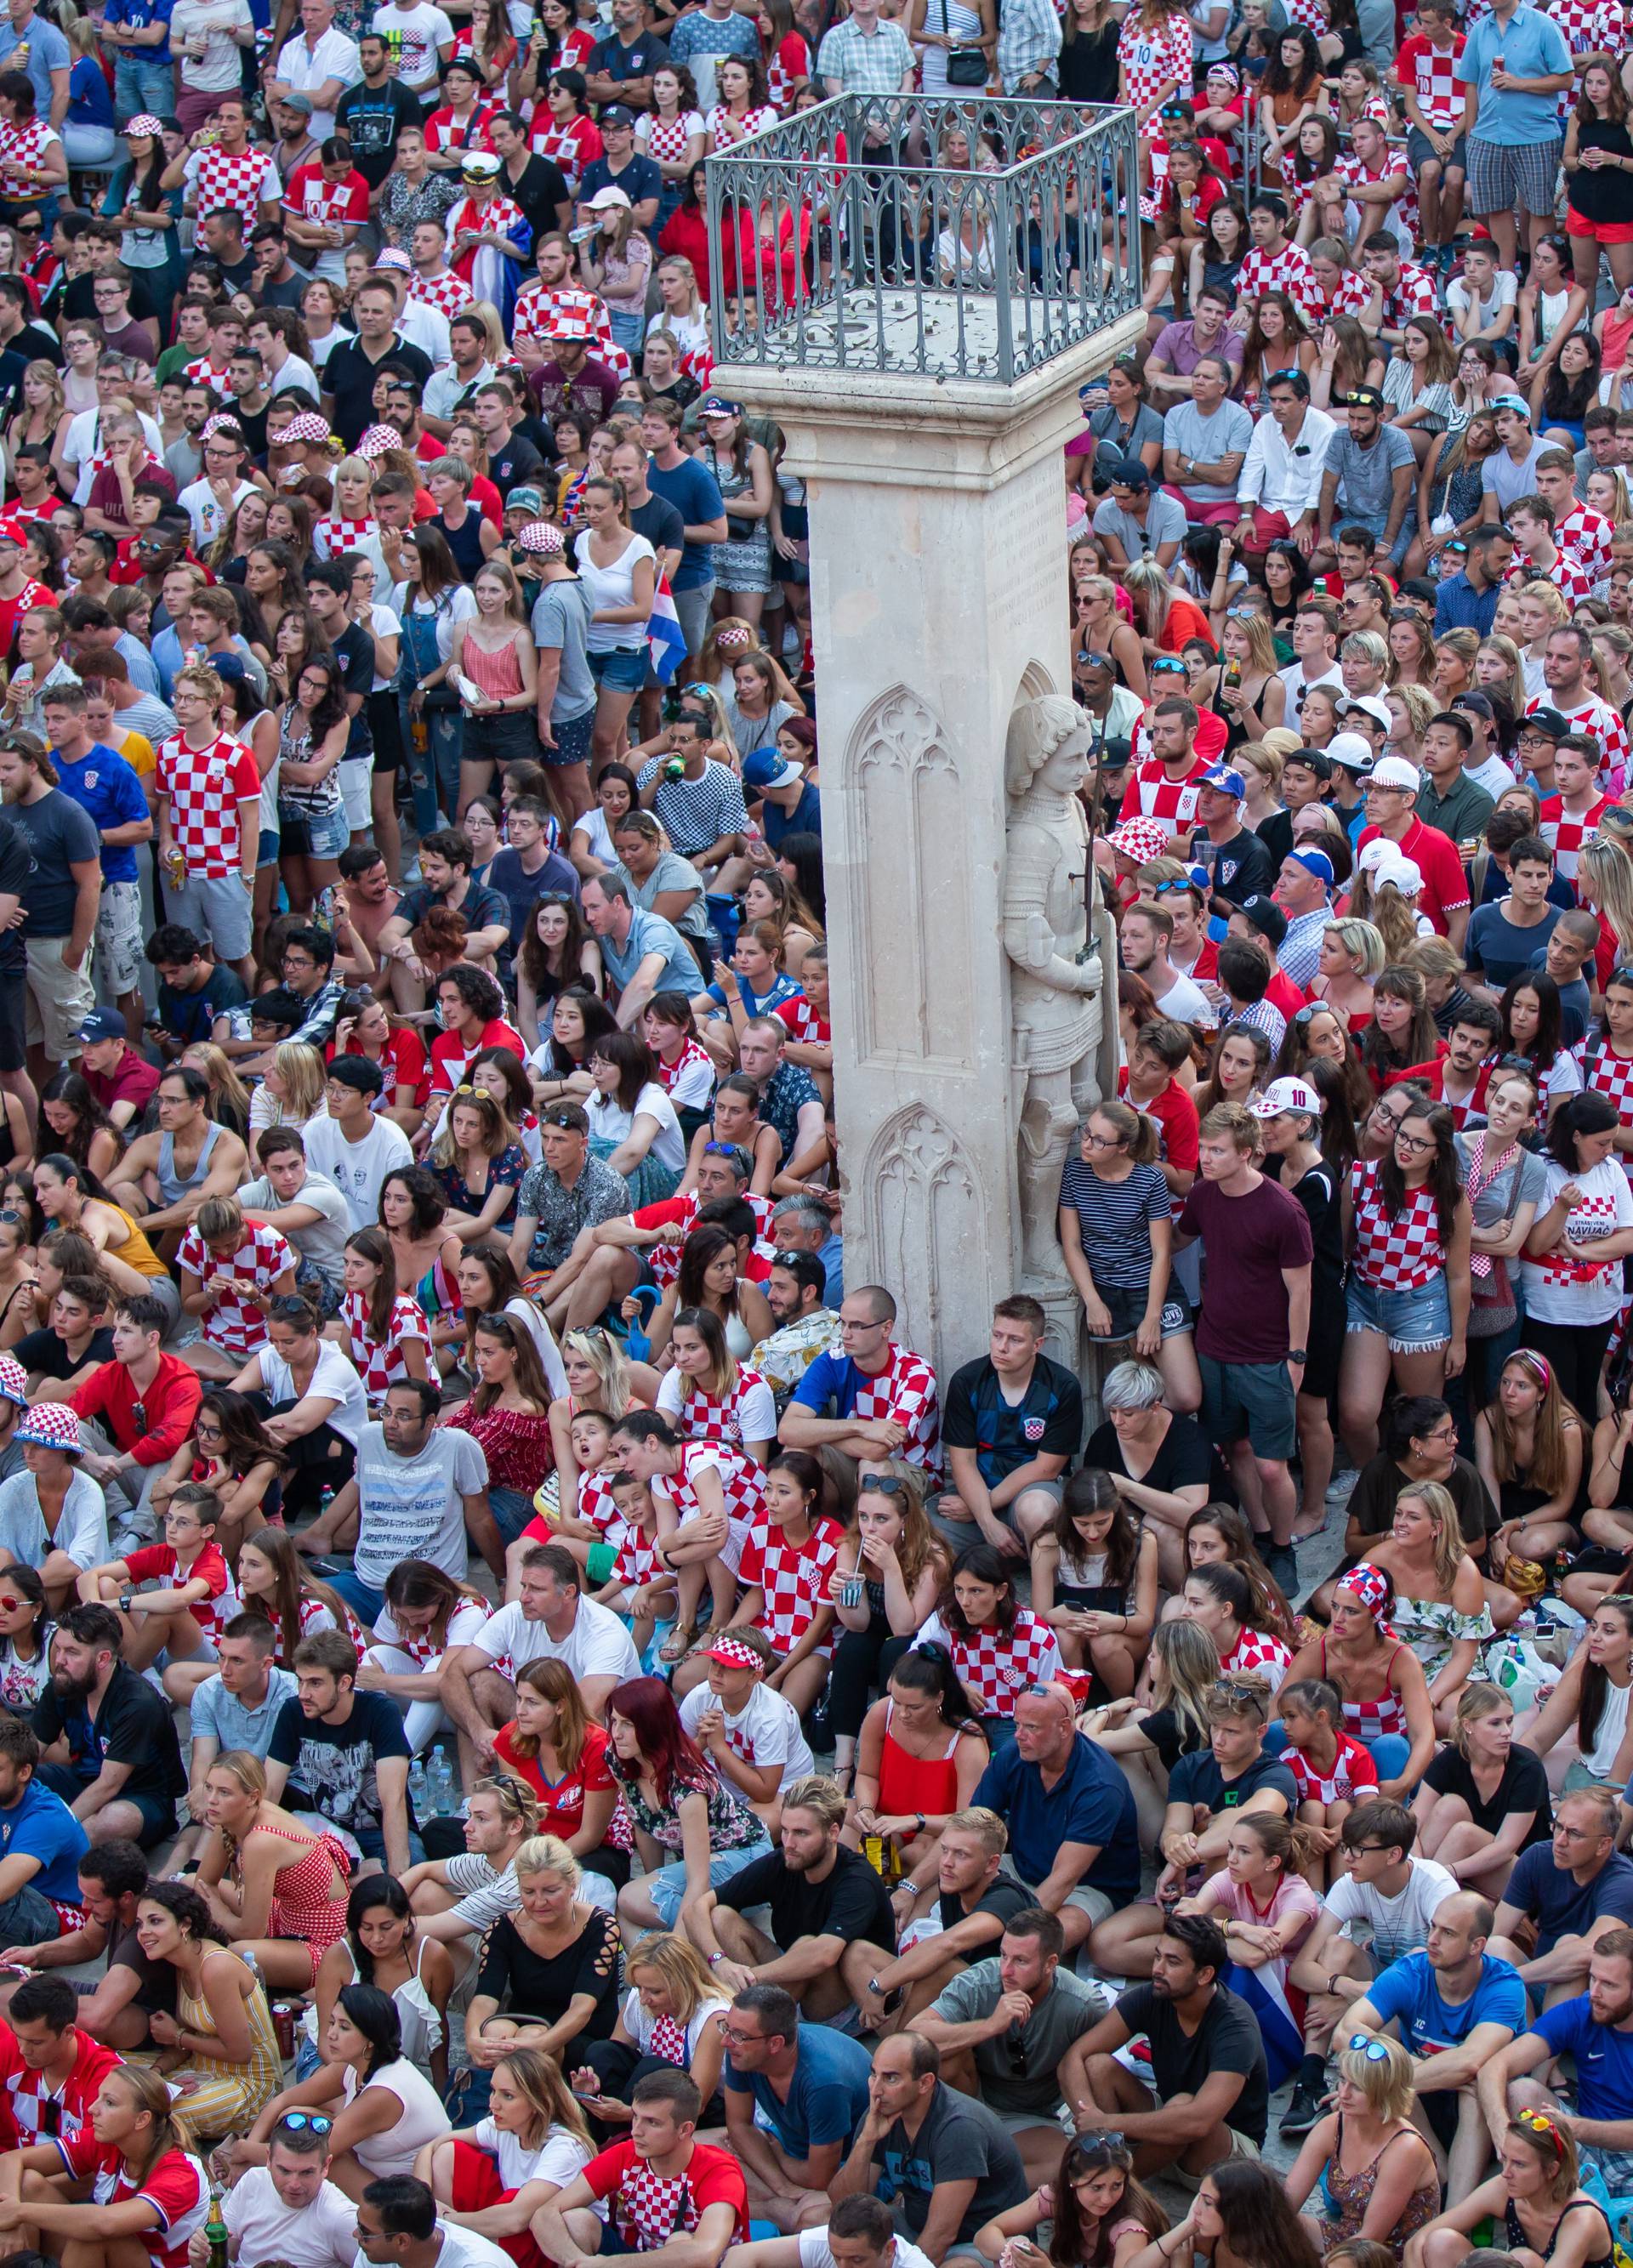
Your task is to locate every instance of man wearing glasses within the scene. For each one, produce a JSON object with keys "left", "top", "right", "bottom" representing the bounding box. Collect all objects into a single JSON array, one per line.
[
  {"left": 193, "top": 2112, "right": 356, "bottom": 2268},
  {"left": 1284, "top": 1798, "right": 1461, "bottom": 2135}
]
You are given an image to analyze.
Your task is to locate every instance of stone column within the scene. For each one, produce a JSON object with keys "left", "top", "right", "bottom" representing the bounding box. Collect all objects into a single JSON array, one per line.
[{"left": 718, "top": 321, "right": 1142, "bottom": 1377}]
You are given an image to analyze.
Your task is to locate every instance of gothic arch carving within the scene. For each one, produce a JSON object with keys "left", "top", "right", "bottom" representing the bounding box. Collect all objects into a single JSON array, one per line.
[
  {"left": 861, "top": 1103, "right": 987, "bottom": 1356},
  {"left": 1015, "top": 660, "right": 1056, "bottom": 707},
  {"left": 842, "top": 685, "right": 975, "bottom": 1070}
]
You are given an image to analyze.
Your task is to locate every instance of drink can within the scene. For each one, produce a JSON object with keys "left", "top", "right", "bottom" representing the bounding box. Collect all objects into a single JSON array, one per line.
[
  {"left": 165, "top": 844, "right": 185, "bottom": 890},
  {"left": 272, "top": 2000, "right": 298, "bottom": 2058}
]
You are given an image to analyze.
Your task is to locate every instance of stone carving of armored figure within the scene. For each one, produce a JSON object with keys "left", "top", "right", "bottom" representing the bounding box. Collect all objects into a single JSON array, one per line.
[{"left": 1003, "top": 694, "right": 1105, "bottom": 1283}]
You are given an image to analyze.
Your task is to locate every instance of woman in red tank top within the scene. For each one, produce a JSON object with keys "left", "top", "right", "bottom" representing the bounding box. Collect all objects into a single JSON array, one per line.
[{"left": 849, "top": 1647, "right": 989, "bottom": 1892}]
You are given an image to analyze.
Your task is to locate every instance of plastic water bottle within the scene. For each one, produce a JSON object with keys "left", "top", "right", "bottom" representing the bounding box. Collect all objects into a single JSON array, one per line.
[
  {"left": 429, "top": 1754, "right": 453, "bottom": 1816},
  {"left": 408, "top": 1758, "right": 430, "bottom": 1815}
]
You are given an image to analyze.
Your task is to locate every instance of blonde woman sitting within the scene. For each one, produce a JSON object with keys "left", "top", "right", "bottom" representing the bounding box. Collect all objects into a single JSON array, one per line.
[
  {"left": 1356, "top": 1480, "right": 1494, "bottom": 1737},
  {"left": 1285, "top": 2032, "right": 1439, "bottom": 2256},
  {"left": 414, "top": 2044, "right": 594, "bottom": 2242}
]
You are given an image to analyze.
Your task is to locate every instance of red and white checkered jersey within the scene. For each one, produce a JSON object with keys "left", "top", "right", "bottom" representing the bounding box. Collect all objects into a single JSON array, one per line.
[
  {"left": 182, "top": 356, "right": 236, "bottom": 400},
  {"left": 1578, "top": 1037, "right": 1633, "bottom": 1175},
  {"left": 1539, "top": 788, "right": 1612, "bottom": 880},
  {"left": 513, "top": 283, "right": 633, "bottom": 378},
  {"left": 1377, "top": 261, "right": 1441, "bottom": 328},
  {"left": 423, "top": 101, "right": 499, "bottom": 156},
  {"left": 156, "top": 731, "right": 262, "bottom": 879},
  {"left": 410, "top": 267, "right": 475, "bottom": 322},
  {"left": 1283, "top": 0, "right": 1327, "bottom": 26},
  {"left": 1556, "top": 502, "right": 1614, "bottom": 588},
  {"left": 122, "top": 1538, "right": 239, "bottom": 1648},
  {"left": 646, "top": 1189, "right": 777, "bottom": 1288},
  {"left": 0, "top": 119, "right": 59, "bottom": 197},
  {"left": 656, "top": 1440, "right": 768, "bottom": 1566},
  {"left": 738, "top": 1515, "right": 845, "bottom": 1654},
  {"left": 1335, "top": 151, "right": 1420, "bottom": 244},
  {"left": 582, "top": 2139, "right": 747, "bottom": 2259},
  {"left": 185, "top": 144, "right": 282, "bottom": 231},
  {"left": 373, "top": 1596, "right": 487, "bottom": 1668},
  {"left": 282, "top": 162, "right": 369, "bottom": 241},
  {"left": 578, "top": 1461, "right": 621, "bottom": 1537},
  {"left": 1396, "top": 31, "right": 1468, "bottom": 128},
  {"left": 530, "top": 111, "right": 602, "bottom": 191},
  {"left": 312, "top": 512, "right": 379, "bottom": 564},
  {"left": 706, "top": 102, "right": 777, "bottom": 145},
  {"left": 1533, "top": 691, "right": 1629, "bottom": 792},
  {"left": 652, "top": 1036, "right": 717, "bottom": 1105},
  {"left": 1117, "top": 11, "right": 1193, "bottom": 111},
  {"left": 839, "top": 1340, "right": 943, "bottom": 1476},
  {"left": 660, "top": 1367, "right": 776, "bottom": 1453},
  {"left": 1312, "top": 266, "right": 1376, "bottom": 321},
  {"left": 1284, "top": 1731, "right": 1379, "bottom": 1806},
  {"left": 1508, "top": 548, "right": 1591, "bottom": 611},
  {"left": 1350, "top": 1158, "right": 1448, "bottom": 1292},
  {"left": 1221, "top": 1623, "right": 1294, "bottom": 1690},
  {"left": 1550, "top": 0, "right": 1621, "bottom": 50},
  {"left": 612, "top": 1518, "right": 669, "bottom": 1592},
  {"left": 1236, "top": 240, "right": 1324, "bottom": 324},
  {"left": 913, "top": 1606, "right": 1064, "bottom": 1719},
  {"left": 56, "top": 2138, "right": 210, "bottom": 2268},
  {"left": 1119, "top": 753, "right": 1210, "bottom": 845},
  {"left": 0, "top": 2030, "right": 120, "bottom": 2151},
  {"left": 342, "top": 1288, "right": 433, "bottom": 1404},
  {"left": 177, "top": 1219, "right": 295, "bottom": 1360},
  {"left": 640, "top": 109, "right": 705, "bottom": 166}
]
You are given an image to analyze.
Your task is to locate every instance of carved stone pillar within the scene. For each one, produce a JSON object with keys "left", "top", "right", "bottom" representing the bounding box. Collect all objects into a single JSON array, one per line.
[{"left": 717, "top": 323, "right": 1140, "bottom": 1378}]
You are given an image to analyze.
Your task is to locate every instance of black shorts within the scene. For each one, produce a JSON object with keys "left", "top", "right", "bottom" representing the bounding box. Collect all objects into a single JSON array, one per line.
[
  {"left": 0, "top": 971, "right": 24, "bottom": 1073},
  {"left": 368, "top": 691, "right": 404, "bottom": 776}
]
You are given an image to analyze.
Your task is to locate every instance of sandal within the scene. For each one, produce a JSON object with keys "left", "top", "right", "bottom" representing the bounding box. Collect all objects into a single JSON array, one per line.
[{"left": 659, "top": 1622, "right": 697, "bottom": 1664}]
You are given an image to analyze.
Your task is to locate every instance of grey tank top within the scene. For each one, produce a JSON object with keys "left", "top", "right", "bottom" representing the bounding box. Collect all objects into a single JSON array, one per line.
[{"left": 156, "top": 1119, "right": 223, "bottom": 1208}]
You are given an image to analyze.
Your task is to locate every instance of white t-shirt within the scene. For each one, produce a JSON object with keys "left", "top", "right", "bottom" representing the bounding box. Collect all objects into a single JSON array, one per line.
[
  {"left": 1151, "top": 967, "right": 1218, "bottom": 1029},
  {"left": 352, "top": 1423, "right": 491, "bottom": 1589},
  {"left": 504, "top": 1295, "right": 569, "bottom": 1400},
  {"left": 469, "top": 2119, "right": 591, "bottom": 2194},
  {"left": 471, "top": 1594, "right": 640, "bottom": 1685},
  {"left": 259, "top": 1341, "right": 370, "bottom": 1447},
  {"left": 573, "top": 528, "right": 656, "bottom": 654},
  {"left": 618, "top": 1981, "right": 729, "bottom": 2062},
  {"left": 678, "top": 1678, "right": 814, "bottom": 1790},
  {"left": 1322, "top": 1856, "right": 1458, "bottom": 1964},
  {"left": 170, "top": 0, "right": 253, "bottom": 88},
  {"left": 1521, "top": 1154, "right": 1633, "bottom": 1327},
  {"left": 225, "top": 2167, "right": 356, "bottom": 2268},
  {"left": 270, "top": 353, "right": 321, "bottom": 399},
  {"left": 370, "top": 0, "right": 454, "bottom": 88},
  {"left": 177, "top": 475, "right": 257, "bottom": 549},
  {"left": 586, "top": 1080, "right": 686, "bottom": 1174},
  {"left": 800, "top": 2237, "right": 935, "bottom": 2268},
  {"left": 303, "top": 1113, "right": 414, "bottom": 1231},
  {"left": 395, "top": 584, "right": 477, "bottom": 663},
  {"left": 352, "top": 2230, "right": 515, "bottom": 2268},
  {"left": 63, "top": 406, "right": 166, "bottom": 505}
]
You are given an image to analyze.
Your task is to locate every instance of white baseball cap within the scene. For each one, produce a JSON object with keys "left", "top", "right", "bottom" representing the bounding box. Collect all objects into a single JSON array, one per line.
[
  {"left": 1368, "top": 754, "right": 1422, "bottom": 792},
  {"left": 1251, "top": 1077, "right": 1323, "bottom": 1118}
]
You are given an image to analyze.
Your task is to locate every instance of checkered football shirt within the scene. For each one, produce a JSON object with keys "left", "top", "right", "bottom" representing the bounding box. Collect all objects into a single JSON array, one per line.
[
  {"left": 1397, "top": 31, "right": 1468, "bottom": 127},
  {"left": 913, "top": 1605, "right": 1064, "bottom": 1717},
  {"left": 737, "top": 1516, "right": 845, "bottom": 1653},
  {"left": 1539, "top": 788, "right": 1610, "bottom": 881},
  {"left": 654, "top": 1439, "right": 768, "bottom": 1568},
  {"left": 1349, "top": 1159, "right": 1448, "bottom": 1292},
  {"left": 1236, "top": 240, "right": 1324, "bottom": 325},
  {"left": 410, "top": 267, "right": 475, "bottom": 322},
  {"left": 343, "top": 1288, "right": 433, "bottom": 1404},
  {"left": 1509, "top": 549, "right": 1592, "bottom": 612},
  {"left": 1578, "top": 1037, "right": 1633, "bottom": 1177},
  {"left": 1557, "top": 502, "right": 1615, "bottom": 588},
  {"left": 186, "top": 144, "right": 281, "bottom": 231},
  {"left": 156, "top": 732, "right": 262, "bottom": 879},
  {"left": 1117, "top": 9, "right": 1191, "bottom": 108},
  {"left": 1530, "top": 689, "right": 1629, "bottom": 787},
  {"left": 178, "top": 1220, "right": 296, "bottom": 1359}
]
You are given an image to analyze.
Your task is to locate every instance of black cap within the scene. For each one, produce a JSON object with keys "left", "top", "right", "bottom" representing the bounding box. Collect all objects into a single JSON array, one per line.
[
  {"left": 1240, "top": 895, "right": 1289, "bottom": 946},
  {"left": 1111, "top": 462, "right": 1151, "bottom": 493},
  {"left": 1451, "top": 690, "right": 1495, "bottom": 721},
  {"left": 600, "top": 103, "right": 634, "bottom": 126},
  {"left": 1522, "top": 706, "right": 1569, "bottom": 740}
]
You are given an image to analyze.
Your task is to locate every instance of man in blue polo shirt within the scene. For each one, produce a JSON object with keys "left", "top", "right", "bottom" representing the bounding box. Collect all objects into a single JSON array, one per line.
[
  {"left": 43, "top": 683, "right": 151, "bottom": 1047},
  {"left": 1489, "top": 1788, "right": 1633, "bottom": 1992},
  {"left": 940, "top": 1296, "right": 1083, "bottom": 1555},
  {"left": 580, "top": 872, "right": 703, "bottom": 1026},
  {"left": 722, "top": 1983, "right": 872, "bottom": 2231},
  {"left": 1477, "top": 1925, "right": 1633, "bottom": 2195},
  {"left": 1461, "top": 0, "right": 1573, "bottom": 271},
  {"left": 1351, "top": 1889, "right": 1528, "bottom": 2199},
  {"left": 0, "top": 1714, "right": 89, "bottom": 1947},
  {"left": 972, "top": 1682, "right": 1136, "bottom": 1953}
]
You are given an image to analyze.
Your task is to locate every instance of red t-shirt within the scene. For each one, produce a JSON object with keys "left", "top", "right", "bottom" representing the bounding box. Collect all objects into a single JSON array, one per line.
[
  {"left": 54, "top": 2137, "right": 208, "bottom": 2268},
  {"left": 1118, "top": 1069, "right": 1200, "bottom": 1176},
  {"left": 492, "top": 1717, "right": 615, "bottom": 1836},
  {"left": 83, "top": 1046, "right": 160, "bottom": 1121},
  {"left": 1265, "top": 968, "right": 1306, "bottom": 1021},
  {"left": 0, "top": 2027, "right": 120, "bottom": 2149},
  {"left": 122, "top": 1540, "right": 233, "bottom": 1644},
  {"left": 1354, "top": 816, "right": 1471, "bottom": 938},
  {"left": 333, "top": 1025, "right": 430, "bottom": 1111},
  {"left": 580, "top": 2138, "right": 748, "bottom": 2255},
  {"left": 428, "top": 1016, "right": 525, "bottom": 1097}
]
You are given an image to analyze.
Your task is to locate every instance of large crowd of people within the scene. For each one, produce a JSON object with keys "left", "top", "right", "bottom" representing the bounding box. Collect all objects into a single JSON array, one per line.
[{"left": 6, "top": 2, "right": 1633, "bottom": 2268}]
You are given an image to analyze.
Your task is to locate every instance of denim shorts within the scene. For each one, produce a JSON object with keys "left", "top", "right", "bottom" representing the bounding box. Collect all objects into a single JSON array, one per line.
[
  {"left": 589, "top": 645, "right": 650, "bottom": 694},
  {"left": 279, "top": 802, "right": 350, "bottom": 860},
  {"left": 1346, "top": 1271, "right": 1452, "bottom": 1354},
  {"left": 1096, "top": 1280, "right": 1192, "bottom": 1342},
  {"left": 647, "top": 1832, "right": 772, "bottom": 1925}
]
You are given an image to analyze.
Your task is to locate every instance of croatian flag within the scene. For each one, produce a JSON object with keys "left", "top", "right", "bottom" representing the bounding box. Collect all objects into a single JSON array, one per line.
[{"left": 648, "top": 574, "right": 687, "bottom": 685}]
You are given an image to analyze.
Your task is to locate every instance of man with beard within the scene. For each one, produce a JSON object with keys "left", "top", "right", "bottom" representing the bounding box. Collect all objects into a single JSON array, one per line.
[
  {"left": 1477, "top": 1924, "right": 1633, "bottom": 2197},
  {"left": 29, "top": 1602, "right": 185, "bottom": 1850},
  {"left": 1057, "top": 1912, "right": 1271, "bottom": 2180},
  {"left": 750, "top": 1250, "right": 839, "bottom": 1412},
  {"left": 686, "top": 1776, "right": 897, "bottom": 2018}
]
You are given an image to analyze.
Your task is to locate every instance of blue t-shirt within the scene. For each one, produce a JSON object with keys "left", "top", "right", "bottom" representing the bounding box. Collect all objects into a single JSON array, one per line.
[
  {"left": 1365, "top": 1948, "right": 1528, "bottom": 2059},
  {"left": 724, "top": 2021, "right": 872, "bottom": 2157},
  {"left": 647, "top": 455, "right": 726, "bottom": 589},
  {"left": 578, "top": 153, "right": 663, "bottom": 219},
  {"left": 1533, "top": 1992, "right": 1633, "bottom": 2123},
  {"left": 51, "top": 743, "right": 150, "bottom": 887},
  {"left": 0, "top": 14, "right": 71, "bottom": 128},
  {"left": 762, "top": 782, "right": 821, "bottom": 850},
  {"left": 597, "top": 906, "right": 701, "bottom": 1003},
  {"left": 973, "top": 1733, "right": 1138, "bottom": 1902},
  {"left": 1505, "top": 1842, "right": 1633, "bottom": 1957},
  {"left": 103, "top": 0, "right": 173, "bottom": 63},
  {"left": 1462, "top": 3, "right": 1572, "bottom": 144},
  {"left": 67, "top": 54, "right": 113, "bottom": 126},
  {"left": 0, "top": 1777, "right": 88, "bottom": 1905},
  {"left": 1465, "top": 900, "right": 1562, "bottom": 990}
]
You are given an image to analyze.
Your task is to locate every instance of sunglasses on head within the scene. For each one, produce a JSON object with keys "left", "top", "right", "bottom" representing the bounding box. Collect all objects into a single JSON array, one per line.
[{"left": 1345, "top": 2033, "right": 1391, "bottom": 2062}]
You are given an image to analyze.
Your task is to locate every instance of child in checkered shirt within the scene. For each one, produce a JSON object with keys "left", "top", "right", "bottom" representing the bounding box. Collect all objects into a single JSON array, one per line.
[
  {"left": 594, "top": 1468, "right": 678, "bottom": 1660},
  {"left": 1279, "top": 1676, "right": 1379, "bottom": 1890}
]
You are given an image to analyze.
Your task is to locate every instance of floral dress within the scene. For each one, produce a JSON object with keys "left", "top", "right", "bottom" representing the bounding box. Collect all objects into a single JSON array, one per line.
[
  {"left": 1389, "top": 1587, "right": 1495, "bottom": 1684},
  {"left": 430, "top": 1141, "right": 528, "bottom": 1229},
  {"left": 612, "top": 1759, "right": 766, "bottom": 1860}
]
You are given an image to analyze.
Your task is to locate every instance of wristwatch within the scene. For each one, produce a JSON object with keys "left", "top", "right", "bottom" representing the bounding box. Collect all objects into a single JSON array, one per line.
[{"left": 1289, "top": 1348, "right": 1308, "bottom": 1362}]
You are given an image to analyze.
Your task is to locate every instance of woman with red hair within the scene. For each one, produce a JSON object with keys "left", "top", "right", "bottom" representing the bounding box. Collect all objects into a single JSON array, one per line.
[{"left": 602, "top": 1677, "right": 771, "bottom": 1936}]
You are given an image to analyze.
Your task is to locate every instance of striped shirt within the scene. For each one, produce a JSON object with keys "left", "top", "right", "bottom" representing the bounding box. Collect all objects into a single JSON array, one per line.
[{"left": 1057, "top": 1157, "right": 1169, "bottom": 1291}]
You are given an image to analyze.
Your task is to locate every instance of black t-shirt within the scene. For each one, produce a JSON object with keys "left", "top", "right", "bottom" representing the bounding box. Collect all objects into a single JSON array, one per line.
[
  {"left": 332, "top": 620, "right": 374, "bottom": 759},
  {"left": 1348, "top": 1452, "right": 1499, "bottom": 1549},
  {"left": 487, "top": 432, "right": 547, "bottom": 492},
  {"left": 500, "top": 153, "right": 571, "bottom": 251},
  {"left": 629, "top": 492, "right": 686, "bottom": 565},
  {"left": 1167, "top": 1749, "right": 1300, "bottom": 1819},
  {"left": 1189, "top": 824, "right": 1277, "bottom": 910},
  {"left": 878, "top": 2083, "right": 1028, "bottom": 2243},
  {"left": 229, "top": 395, "right": 269, "bottom": 459},
  {"left": 32, "top": 1662, "right": 186, "bottom": 1805},
  {"left": 718, "top": 1843, "right": 896, "bottom": 1952},
  {"left": 334, "top": 78, "right": 425, "bottom": 186},
  {"left": 323, "top": 333, "right": 435, "bottom": 450},
  {"left": 0, "top": 816, "right": 30, "bottom": 976},
  {"left": 1136, "top": 1705, "right": 1209, "bottom": 1773},
  {"left": 936, "top": 1867, "right": 1034, "bottom": 1935},
  {"left": 947, "top": 1354, "right": 1084, "bottom": 1489},
  {"left": 266, "top": 1689, "right": 408, "bottom": 1831},
  {"left": 1112, "top": 1980, "right": 1270, "bottom": 2145},
  {"left": 63, "top": 271, "right": 158, "bottom": 326},
  {"left": 1084, "top": 1413, "right": 1230, "bottom": 1504},
  {"left": 1422, "top": 1742, "right": 1553, "bottom": 1849},
  {"left": 14, "top": 1323, "right": 115, "bottom": 1380}
]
